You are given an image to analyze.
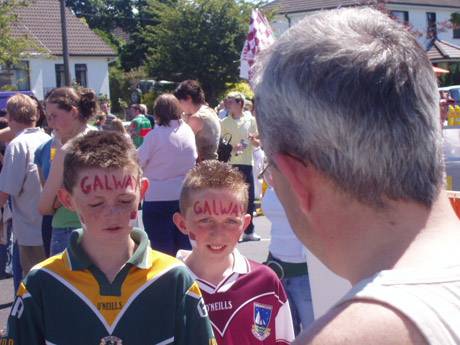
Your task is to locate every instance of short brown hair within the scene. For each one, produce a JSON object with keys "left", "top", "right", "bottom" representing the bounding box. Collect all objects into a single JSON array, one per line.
[
  {"left": 153, "top": 94, "right": 182, "bottom": 126},
  {"left": 174, "top": 80, "right": 205, "bottom": 105},
  {"left": 6, "top": 94, "right": 38, "bottom": 125},
  {"left": 63, "top": 131, "right": 141, "bottom": 192},
  {"left": 45, "top": 87, "right": 98, "bottom": 122},
  {"left": 179, "top": 160, "right": 248, "bottom": 214}
]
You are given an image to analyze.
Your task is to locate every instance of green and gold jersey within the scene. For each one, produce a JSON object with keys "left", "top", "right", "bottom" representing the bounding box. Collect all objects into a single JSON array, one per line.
[{"left": 1, "top": 229, "right": 216, "bottom": 345}]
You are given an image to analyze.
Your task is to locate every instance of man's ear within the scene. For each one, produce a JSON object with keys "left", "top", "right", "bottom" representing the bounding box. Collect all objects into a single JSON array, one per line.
[
  {"left": 272, "top": 153, "right": 314, "bottom": 214},
  {"left": 57, "top": 188, "right": 75, "bottom": 211},
  {"left": 172, "top": 212, "right": 188, "bottom": 235},
  {"left": 139, "top": 178, "right": 149, "bottom": 201}
]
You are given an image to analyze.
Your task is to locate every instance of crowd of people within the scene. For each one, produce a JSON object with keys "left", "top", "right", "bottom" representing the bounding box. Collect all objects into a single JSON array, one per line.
[{"left": 1, "top": 5, "right": 460, "bottom": 345}]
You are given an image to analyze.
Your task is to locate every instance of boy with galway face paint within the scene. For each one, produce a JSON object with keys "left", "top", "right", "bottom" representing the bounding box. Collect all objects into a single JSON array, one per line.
[
  {"left": 1, "top": 131, "right": 216, "bottom": 345},
  {"left": 174, "top": 160, "right": 295, "bottom": 345}
]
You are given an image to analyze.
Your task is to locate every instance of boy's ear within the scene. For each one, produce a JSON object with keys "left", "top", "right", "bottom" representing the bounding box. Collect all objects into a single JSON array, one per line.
[
  {"left": 139, "top": 178, "right": 149, "bottom": 200},
  {"left": 242, "top": 214, "right": 251, "bottom": 232},
  {"left": 57, "top": 188, "right": 75, "bottom": 211},
  {"left": 172, "top": 212, "right": 188, "bottom": 235}
]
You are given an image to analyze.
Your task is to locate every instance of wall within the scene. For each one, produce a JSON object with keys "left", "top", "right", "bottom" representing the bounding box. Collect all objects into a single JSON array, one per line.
[
  {"left": 271, "top": 5, "right": 460, "bottom": 48},
  {"left": 28, "top": 55, "right": 111, "bottom": 100}
]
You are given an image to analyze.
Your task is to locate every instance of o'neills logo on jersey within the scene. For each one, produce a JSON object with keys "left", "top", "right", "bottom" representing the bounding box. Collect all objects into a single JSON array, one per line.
[
  {"left": 100, "top": 335, "right": 122, "bottom": 345},
  {"left": 97, "top": 301, "right": 123, "bottom": 311},
  {"left": 205, "top": 300, "right": 233, "bottom": 312}
]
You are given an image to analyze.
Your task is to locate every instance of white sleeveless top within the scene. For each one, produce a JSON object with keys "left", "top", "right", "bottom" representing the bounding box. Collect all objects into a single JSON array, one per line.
[{"left": 336, "top": 266, "right": 460, "bottom": 344}]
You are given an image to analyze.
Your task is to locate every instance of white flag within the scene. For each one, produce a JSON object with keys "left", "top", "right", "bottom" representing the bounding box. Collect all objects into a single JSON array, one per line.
[{"left": 240, "top": 9, "right": 275, "bottom": 81}]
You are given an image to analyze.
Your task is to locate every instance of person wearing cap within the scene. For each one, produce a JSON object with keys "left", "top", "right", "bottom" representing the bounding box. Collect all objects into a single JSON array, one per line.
[{"left": 221, "top": 91, "right": 261, "bottom": 242}]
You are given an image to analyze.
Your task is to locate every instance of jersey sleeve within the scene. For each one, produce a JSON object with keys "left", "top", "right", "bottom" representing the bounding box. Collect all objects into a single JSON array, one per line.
[
  {"left": 274, "top": 278, "right": 295, "bottom": 344},
  {"left": 1, "top": 281, "right": 46, "bottom": 345},
  {"left": 175, "top": 271, "right": 216, "bottom": 345}
]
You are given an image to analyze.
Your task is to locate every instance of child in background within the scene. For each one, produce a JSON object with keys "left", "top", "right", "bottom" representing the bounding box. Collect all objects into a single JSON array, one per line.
[
  {"left": 2, "top": 131, "right": 216, "bottom": 345},
  {"left": 174, "top": 160, "right": 294, "bottom": 345}
]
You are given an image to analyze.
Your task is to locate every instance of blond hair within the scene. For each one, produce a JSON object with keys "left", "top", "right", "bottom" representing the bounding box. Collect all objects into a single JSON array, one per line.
[
  {"left": 180, "top": 160, "right": 248, "bottom": 213},
  {"left": 6, "top": 94, "right": 38, "bottom": 125}
]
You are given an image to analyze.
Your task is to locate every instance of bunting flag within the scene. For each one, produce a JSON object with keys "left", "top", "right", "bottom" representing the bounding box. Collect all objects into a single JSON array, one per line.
[{"left": 240, "top": 9, "right": 275, "bottom": 81}]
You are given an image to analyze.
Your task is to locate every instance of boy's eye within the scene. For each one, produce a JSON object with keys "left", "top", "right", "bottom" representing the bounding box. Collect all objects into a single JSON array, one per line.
[
  {"left": 226, "top": 219, "right": 240, "bottom": 225},
  {"left": 119, "top": 199, "right": 134, "bottom": 204},
  {"left": 88, "top": 202, "right": 103, "bottom": 208}
]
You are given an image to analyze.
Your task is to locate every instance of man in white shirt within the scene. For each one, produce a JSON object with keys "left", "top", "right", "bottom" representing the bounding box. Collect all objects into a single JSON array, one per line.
[
  {"left": 253, "top": 7, "right": 460, "bottom": 345},
  {"left": 0, "top": 94, "right": 50, "bottom": 277}
]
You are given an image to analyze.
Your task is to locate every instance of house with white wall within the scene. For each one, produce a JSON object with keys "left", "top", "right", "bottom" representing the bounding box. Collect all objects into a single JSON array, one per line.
[
  {"left": 0, "top": 0, "right": 116, "bottom": 100},
  {"left": 266, "top": 0, "right": 460, "bottom": 49}
]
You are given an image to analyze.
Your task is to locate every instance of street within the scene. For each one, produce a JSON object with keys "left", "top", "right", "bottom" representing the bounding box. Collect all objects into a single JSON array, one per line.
[{"left": 0, "top": 215, "right": 272, "bottom": 331}]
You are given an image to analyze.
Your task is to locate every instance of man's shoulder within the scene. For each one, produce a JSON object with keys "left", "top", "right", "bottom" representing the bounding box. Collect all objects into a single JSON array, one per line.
[{"left": 294, "top": 300, "right": 428, "bottom": 345}]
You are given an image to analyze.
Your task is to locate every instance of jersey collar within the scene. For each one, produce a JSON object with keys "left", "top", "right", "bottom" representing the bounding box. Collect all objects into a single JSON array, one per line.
[{"left": 66, "top": 228, "right": 151, "bottom": 271}]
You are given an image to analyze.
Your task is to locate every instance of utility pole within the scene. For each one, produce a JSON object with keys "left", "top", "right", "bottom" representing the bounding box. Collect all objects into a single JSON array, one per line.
[{"left": 59, "top": 0, "right": 71, "bottom": 86}]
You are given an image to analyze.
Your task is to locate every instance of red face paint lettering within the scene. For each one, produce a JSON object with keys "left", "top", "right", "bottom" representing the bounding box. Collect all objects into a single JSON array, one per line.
[
  {"left": 193, "top": 201, "right": 203, "bottom": 215},
  {"left": 212, "top": 200, "right": 218, "bottom": 216},
  {"left": 124, "top": 175, "right": 135, "bottom": 190},
  {"left": 113, "top": 175, "right": 124, "bottom": 189},
  {"left": 202, "top": 200, "right": 212, "bottom": 215},
  {"left": 80, "top": 174, "right": 137, "bottom": 194},
  {"left": 230, "top": 204, "right": 240, "bottom": 217},
  {"left": 93, "top": 175, "right": 104, "bottom": 191},
  {"left": 80, "top": 176, "right": 92, "bottom": 194},
  {"left": 104, "top": 175, "right": 113, "bottom": 191}
]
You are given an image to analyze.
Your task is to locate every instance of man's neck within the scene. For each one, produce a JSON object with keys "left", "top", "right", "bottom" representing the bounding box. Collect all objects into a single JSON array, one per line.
[
  {"left": 186, "top": 251, "right": 234, "bottom": 286},
  {"left": 323, "top": 192, "right": 460, "bottom": 285},
  {"left": 11, "top": 123, "right": 34, "bottom": 137},
  {"left": 231, "top": 110, "right": 243, "bottom": 119},
  {"left": 81, "top": 231, "right": 136, "bottom": 283}
]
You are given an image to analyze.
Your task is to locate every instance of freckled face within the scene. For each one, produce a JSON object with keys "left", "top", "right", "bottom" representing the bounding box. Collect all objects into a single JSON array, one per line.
[
  {"left": 69, "top": 167, "right": 141, "bottom": 238},
  {"left": 183, "top": 189, "right": 250, "bottom": 258}
]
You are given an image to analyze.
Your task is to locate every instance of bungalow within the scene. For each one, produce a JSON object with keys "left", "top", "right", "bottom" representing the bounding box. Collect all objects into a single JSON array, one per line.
[{"left": 0, "top": 0, "right": 116, "bottom": 100}]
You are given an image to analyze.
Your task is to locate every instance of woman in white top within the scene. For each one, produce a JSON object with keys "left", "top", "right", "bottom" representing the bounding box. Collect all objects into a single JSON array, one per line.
[{"left": 138, "top": 94, "right": 197, "bottom": 256}]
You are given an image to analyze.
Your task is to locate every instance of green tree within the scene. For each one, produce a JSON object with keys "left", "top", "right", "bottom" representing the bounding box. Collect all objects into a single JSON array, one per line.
[
  {"left": 144, "top": 0, "right": 254, "bottom": 105},
  {"left": 0, "top": 0, "right": 35, "bottom": 66}
]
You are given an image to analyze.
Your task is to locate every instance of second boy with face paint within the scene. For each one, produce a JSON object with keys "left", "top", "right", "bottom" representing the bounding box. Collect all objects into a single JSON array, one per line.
[{"left": 174, "top": 160, "right": 295, "bottom": 345}]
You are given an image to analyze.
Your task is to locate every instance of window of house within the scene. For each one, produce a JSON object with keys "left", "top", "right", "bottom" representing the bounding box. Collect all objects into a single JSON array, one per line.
[
  {"left": 426, "top": 12, "right": 437, "bottom": 38},
  {"left": 0, "top": 61, "right": 30, "bottom": 91},
  {"left": 55, "top": 64, "right": 65, "bottom": 87},
  {"left": 75, "top": 64, "right": 87, "bottom": 87},
  {"left": 454, "top": 27, "right": 460, "bottom": 39},
  {"left": 390, "top": 11, "right": 409, "bottom": 24}
]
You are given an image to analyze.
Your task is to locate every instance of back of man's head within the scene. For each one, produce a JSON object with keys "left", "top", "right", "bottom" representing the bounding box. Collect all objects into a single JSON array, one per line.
[
  {"left": 6, "top": 94, "right": 38, "bottom": 126},
  {"left": 253, "top": 7, "right": 442, "bottom": 208}
]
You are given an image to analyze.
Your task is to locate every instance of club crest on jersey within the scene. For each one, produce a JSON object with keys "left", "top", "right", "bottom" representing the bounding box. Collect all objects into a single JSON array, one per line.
[
  {"left": 100, "top": 335, "right": 123, "bottom": 345},
  {"left": 251, "top": 303, "right": 272, "bottom": 341}
]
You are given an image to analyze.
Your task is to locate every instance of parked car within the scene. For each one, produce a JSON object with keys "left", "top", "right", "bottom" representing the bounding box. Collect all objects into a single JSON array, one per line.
[
  {"left": 0, "top": 91, "right": 35, "bottom": 115},
  {"left": 439, "top": 85, "right": 460, "bottom": 104}
]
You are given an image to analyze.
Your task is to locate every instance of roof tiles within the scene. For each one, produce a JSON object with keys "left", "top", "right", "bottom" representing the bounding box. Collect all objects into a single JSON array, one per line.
[{"left": 11, "top": 0, "right": 116, "bottom": 57}]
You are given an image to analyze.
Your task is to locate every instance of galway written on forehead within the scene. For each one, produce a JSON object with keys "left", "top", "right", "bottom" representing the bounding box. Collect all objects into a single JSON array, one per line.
[
  {"left": 79, "top": 174, "right": 138, "bottom": 195},
  {"left": 193, "top": 199, "right": 245, "bottom": 217}
]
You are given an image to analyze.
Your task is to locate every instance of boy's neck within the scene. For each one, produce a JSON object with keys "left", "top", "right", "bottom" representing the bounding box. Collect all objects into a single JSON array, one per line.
[
  {"left": 186, "top": 251, "right": 235, "bottom": 286},
  {"left": 81, "top": 231, "right": 136, "bottom": 283}
]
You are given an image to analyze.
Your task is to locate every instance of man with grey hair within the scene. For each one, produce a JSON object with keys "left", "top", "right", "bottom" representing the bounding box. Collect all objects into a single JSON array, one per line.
[{"left": 253, "top": 7, "right": 460, "bottom": 345}]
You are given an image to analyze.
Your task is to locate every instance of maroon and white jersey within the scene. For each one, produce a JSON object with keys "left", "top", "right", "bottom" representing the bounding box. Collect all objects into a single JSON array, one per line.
[{"left": 178, "top": 250, "right": 295, "bottom": 345}]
